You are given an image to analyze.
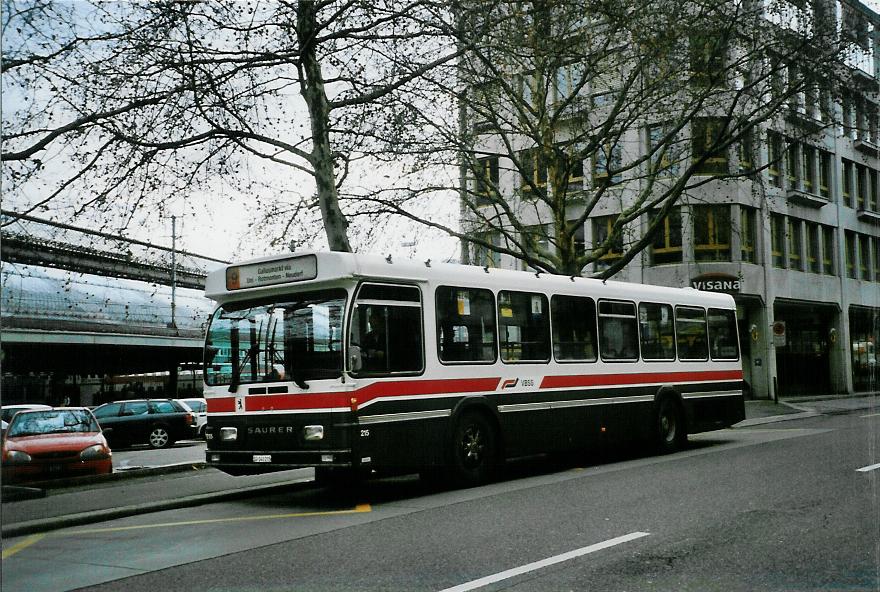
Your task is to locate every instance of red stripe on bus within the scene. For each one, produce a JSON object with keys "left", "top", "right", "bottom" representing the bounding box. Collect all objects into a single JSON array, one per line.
[
  {"left": 206, "top": 377, "right": 503, "bottom": 413},
  {"left": 539, "top": 370, "right": 743, "bottom": 389},
  {"left": 207, "top": 398, "right": 236, "bottom": 413}
]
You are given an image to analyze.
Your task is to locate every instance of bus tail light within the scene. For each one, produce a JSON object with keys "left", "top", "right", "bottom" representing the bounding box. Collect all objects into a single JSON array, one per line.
[{"left": 220, "top": 427, "right": 238, "bottom": 442}]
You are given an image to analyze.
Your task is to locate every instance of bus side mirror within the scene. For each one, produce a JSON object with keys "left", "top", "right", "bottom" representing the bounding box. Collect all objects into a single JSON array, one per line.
[{"left": 349, "top": 345, "right": 363, "bottom": 373}]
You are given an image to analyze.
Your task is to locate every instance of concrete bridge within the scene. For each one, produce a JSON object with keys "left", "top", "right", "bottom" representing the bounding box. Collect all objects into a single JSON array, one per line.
[{"left": 1, "top": 211, "right": 229, "bottom": 405}]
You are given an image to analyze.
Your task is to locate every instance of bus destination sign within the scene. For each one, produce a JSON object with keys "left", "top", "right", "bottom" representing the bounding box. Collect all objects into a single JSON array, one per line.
[{"left": 227, "top": 255, "right": 318, "bottom": 290}]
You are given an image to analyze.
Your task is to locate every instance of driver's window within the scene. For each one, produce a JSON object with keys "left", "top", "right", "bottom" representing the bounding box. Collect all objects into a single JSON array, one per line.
[{"left": 349, "top": 283, "right": 423, "bottom": 375}]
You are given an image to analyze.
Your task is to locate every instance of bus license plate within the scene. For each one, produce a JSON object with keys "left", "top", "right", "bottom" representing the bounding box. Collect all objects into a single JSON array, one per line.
[{"left": 253, "top": 454, "right": 272, "bottom": 463}]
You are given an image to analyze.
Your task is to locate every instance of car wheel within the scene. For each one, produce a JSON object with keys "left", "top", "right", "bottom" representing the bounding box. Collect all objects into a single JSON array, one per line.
[
  {"left": 449, "top": 411, "right": 498, "bottom": 487},
  {"left": 148, "top": 426, "right": 172, "bottom": 449},
  {"left": 655, "top": 397, "right": 686, "bottom": 454}
]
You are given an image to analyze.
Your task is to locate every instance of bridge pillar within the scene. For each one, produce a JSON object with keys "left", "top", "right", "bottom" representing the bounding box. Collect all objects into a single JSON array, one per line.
[{"left": 167, "top": 363, "right": 179, "bottom": 397}]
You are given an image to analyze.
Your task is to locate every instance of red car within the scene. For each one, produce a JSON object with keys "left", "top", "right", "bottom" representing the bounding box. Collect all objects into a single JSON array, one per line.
[{"left": 1, "top": 408, "right": 112, "bottom": 483}]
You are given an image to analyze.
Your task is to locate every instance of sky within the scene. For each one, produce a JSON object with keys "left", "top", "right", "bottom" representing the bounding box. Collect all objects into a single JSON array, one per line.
[{"left": 6, "top": 0, "right": 880, "bottom": 269}]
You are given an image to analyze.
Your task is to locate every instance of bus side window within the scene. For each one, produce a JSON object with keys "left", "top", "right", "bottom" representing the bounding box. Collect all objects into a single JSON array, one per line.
[
  {"left": 639, "top": 302, "right": 676, "bottom": 360},
  {"left": 676, "top": 306, "right": 709, "bottom": 361},
  {"left": 708, "top": 308, "right": 739, "bottom": 360},
  {"left": 551, "top": 295, "right": 597, "bottom": 362},
  {"left": 436, "top": 286, "right": 497, "bottom": 363},
  {"left": 598, "top": 300, "right": 639, "bottom": 361},
  {"left": 497, "top": 291, "right": 550, "bottom": 363}
]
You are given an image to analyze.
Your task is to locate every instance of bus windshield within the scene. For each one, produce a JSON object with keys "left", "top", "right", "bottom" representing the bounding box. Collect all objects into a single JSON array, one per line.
[{"left": 204, "top": 289, "right": 347, "bottom": 388}]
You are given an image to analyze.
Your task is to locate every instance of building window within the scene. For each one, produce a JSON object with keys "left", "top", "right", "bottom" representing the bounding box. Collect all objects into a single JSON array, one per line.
[
  {"left": 842, "top": 160, "right": 853, "bottom": 207},
  {"left": 806, "top": 222, "right": 820, "bottom": 273},
  {"left": 520, "top": 148, "right": 548, "bottom": 196},
  {"left": 785, "top": 140, "right": 800, "bottom": 189},
  {"left": 819, "top": 151, "right": 831, "bottom": 198},
  {"left": 787, "top": 218, "right": 803, "bottom": 271},
  {"left": 599, "top": 300, "right": 639, "bottom": 361},
  {"left": 593, "top": 215, "right": 623, "bottom": 271},
  {"left": 565, "top": 152, "right": 585, "bottom": 188},
  {"left": 859, "top": 235, "right": 870, "bottom": 280},
  {"left": 593, "top": 142, "right": 622, "bottom": 185},
  {"left": 689, "top": 33, "right": 725, "bottom": 87},
  {"left": 693, "top": 205, "right": 731, "bottom": 261},
  {"left": 771, "top": 214, "right": 786, "bottom": 268},
  {"left": 497, "top": 291, "right": 550, "bottom": 363},
  {"left": 740, "top": 206, "right": 757, "bottom": 263},
  {"left": 551, "top": 295, "right": 597, "bottom": 362},
  {"left": 738, "top": 131, "right": 753, "bottom": 173},
  {"left": 874, "top": 239, "right": 880, "bottom": 281},
  {"left": 473, "top": 231, "right": 500, "bottom": 268},
  {"left": 647, "top": 123, "right": 679, "bottom": 175},
  {"left": 846, "top": 231, "right": 857, "bottom": 278},
  {"left": 870, "top": 169, "right": 878, "bottom": 211},
  {"left": 801, "top": 145, "right": 815, "bottom": 193},
  {"left": 649, "top": 207, "right": 682, "bottom": 264},
  {"left": 768, "top": 131, "right": 783, "bottom": 187},
  {"left": 474, "top": 156, "right": 499, "bottom": 205},
  {"left": 822, "top": 226, "right": 835, "bottom": 275},
  {"left": 554, "top": 62, "right": 585, "bottom": 102},
  {"left": 639, "top": 302, "right": 676, "bottom": 360},
  {"left": 849, "top": 306, "right": 879, "bottom": 392},
  {"left": 692, "top": 118, "right": 728, "bottom": 174},
  {"left": 856, "top": 164, "right": 867, "bottom": 210},
  {"left": 436, "top": 286, "right": 497, "bottom": 364}
]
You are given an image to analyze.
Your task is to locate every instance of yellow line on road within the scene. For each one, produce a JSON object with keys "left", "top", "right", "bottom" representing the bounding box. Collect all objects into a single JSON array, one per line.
[
  {"left": 66, "top": 503, "right": 372, "bottom": 535},
  {"left": 2, "top": 533, "right": 46, "bottom": 559}
]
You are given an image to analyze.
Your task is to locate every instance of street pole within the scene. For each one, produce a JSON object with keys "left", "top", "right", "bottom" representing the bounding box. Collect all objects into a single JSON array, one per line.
[{"left": 171, "top": 215, "right": 177, "bottom": 329}]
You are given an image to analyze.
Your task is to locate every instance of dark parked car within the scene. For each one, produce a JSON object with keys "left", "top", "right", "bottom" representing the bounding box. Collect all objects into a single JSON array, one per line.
[{"left": 92, "top": 399, "right": 196, "bottom": 449}]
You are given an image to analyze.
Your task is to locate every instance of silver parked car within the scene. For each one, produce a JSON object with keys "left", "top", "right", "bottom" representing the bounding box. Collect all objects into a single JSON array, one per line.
[{"left": 177, "top": 397, "right": 207, "bottom": 438}]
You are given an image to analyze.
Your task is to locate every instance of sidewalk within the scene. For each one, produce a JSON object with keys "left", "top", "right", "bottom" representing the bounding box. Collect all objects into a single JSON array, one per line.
[
  {"left": 736, "top": 392, "right": 879, "bottom": 427},
  {"left": 2, "top": 392, "right": 877, "bottom": 538}
]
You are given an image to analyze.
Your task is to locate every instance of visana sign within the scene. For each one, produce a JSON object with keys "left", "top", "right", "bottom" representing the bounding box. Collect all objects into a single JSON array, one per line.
[{"left": 691, "top": 273, "right": 742, "bottom": 293}]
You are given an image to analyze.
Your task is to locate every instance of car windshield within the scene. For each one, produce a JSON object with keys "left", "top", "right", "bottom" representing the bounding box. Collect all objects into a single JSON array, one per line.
[
  {"left": 204, "top": 289, "right": 346, "bottom": 388},
  {"left": 6, "top": 410, "right": 100, "bottom": 437}
]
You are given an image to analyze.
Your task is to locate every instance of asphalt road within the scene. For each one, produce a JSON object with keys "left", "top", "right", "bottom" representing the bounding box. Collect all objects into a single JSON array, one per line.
[{"left": 3, "top": 408, "right": 878, "bottom": 592}]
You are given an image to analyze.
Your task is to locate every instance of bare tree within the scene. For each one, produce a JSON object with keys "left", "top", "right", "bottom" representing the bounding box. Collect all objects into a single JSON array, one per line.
[
  {"left": 1, "top": 0, "right": 458, "bottom": 252},
  {"left": 362, "top": 0, "right": 859, "bottom": 276}
]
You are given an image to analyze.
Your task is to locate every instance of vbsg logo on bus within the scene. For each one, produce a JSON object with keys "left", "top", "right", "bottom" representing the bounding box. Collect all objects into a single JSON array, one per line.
[{"left": 226, "top": 254, "right": 318, "bottom": 290}]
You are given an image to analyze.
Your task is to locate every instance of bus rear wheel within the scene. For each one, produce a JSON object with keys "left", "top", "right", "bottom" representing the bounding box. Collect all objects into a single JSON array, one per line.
[
  {"left": 655, "top": 397, "right": 686, "bottom": 453},
  {"left": 449, "top": 411, "right": 497, "bottom": 487}
]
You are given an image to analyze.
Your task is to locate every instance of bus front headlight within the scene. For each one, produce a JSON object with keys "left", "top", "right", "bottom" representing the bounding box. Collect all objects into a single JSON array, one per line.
[{"left": 303, "top": 425, "right": 324, "bottom": 441}]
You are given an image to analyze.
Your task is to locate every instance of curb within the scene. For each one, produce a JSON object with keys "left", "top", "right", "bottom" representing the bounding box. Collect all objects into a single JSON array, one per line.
[
  {"left": 734, "top": 411, "right": 821, "bottom": 427},
  {"left": 1, "top": 476, "right": 316, "bottom": 538}
]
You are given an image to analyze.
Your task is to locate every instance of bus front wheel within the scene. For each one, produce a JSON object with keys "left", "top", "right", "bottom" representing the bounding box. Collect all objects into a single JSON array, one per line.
[{"left": 449, "top": 411, "right": 497, "bottom": 487}]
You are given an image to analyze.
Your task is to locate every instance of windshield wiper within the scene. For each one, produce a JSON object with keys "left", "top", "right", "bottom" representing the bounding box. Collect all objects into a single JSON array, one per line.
[{"left": 228, "top": 325, "right": 241, "bottom": 393}]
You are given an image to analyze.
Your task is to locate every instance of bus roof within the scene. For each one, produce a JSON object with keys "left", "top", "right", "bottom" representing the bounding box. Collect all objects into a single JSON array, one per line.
[{"left": 205, "top": 251, "right": 736, "bottom": 309}]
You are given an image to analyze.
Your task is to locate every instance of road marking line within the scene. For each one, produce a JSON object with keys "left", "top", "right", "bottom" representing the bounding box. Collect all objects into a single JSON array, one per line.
[
  {"left": 2, "top": 533, "right": 46, "bottom": 559},
  {"left": 65, "top": 503, "right": 372, "bottom": 535},
  {"left": 437, "top": 531, "right": 650, "bottom": 592},
  {"left": 857, "top": 463, "right": 880, "bottom": 473},
  {"left": 859, "top": 412, "right": 880, "bottom": 418}
]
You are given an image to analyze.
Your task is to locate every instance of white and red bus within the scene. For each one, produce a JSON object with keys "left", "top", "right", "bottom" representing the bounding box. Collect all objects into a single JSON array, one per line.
[{"left": 202, "top": 251, "right": 744, "bottom": 485}]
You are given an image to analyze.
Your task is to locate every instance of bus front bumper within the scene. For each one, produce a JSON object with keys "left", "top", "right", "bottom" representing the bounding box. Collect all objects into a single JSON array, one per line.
[{"left": 205, "top": 449, "right": 355, "bottom": 475}]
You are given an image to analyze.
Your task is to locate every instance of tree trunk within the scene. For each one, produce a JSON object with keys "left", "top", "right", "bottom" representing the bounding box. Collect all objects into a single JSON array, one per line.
[{"left": 297, "top": 0, "right": 352, "bottom": 252}]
